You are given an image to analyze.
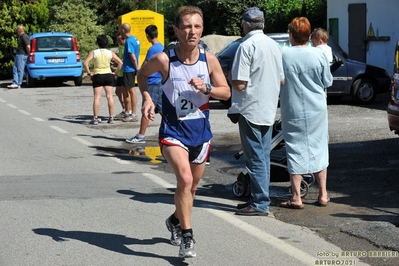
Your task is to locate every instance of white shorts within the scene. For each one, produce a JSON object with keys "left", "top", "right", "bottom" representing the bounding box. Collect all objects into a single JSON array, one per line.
[{"left": 160, "top": 137, "right": 210, "bottom": 164}]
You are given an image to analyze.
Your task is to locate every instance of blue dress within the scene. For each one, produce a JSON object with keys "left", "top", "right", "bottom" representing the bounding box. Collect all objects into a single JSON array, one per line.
[{"left": 280, "top": 46, "right": 333, "bottom": 174}]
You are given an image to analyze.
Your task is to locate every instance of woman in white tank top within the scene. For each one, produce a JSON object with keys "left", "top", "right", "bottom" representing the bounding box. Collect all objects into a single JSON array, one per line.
[{"left": 84, "top": 35, "right": 123, "bottom": 124}]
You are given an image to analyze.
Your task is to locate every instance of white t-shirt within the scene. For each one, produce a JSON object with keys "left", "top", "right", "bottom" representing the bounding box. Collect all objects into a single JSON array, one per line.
[
  {"left": 316, "top": 44, "right": 333, "bottom": 64},
  {"left": 229, "top": 30, "right": 284, "bottom": 126}
]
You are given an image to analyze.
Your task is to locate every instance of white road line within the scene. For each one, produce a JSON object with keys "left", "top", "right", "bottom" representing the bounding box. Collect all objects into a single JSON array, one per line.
[
  {"left": 6, "top": 102, "right": 131, "bottom": 167},
  {"left": 18, "top": 110, "right": 31, "bottom": 115},
  {"left": 0, "top": 98, "right": 6, "bottom": 103},
  {"left": 207, "top": 208, "right": 316, "bottom": 265},
  {"left": 49, "top": 125, "right": 68, "bottom": 134},
  {"left": 111, "top": 157, "right": 131, "bottom": 165},
  {"left": 142, "top": 173, "right": 176, "bottom": 189},
  {"left": 142, "top": 172, "right": 317, "bottom": 265},
  {"left": 7, "top": 103, "right": 17, "bottom": 109},
  {"left": 72, "top": 136, "right": 93, "bottom": 146}
]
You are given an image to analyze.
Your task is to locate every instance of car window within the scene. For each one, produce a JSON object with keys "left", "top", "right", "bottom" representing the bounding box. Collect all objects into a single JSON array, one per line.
[
  {"left": 273, "top": 39, "right": 312, "bottom": 49},
  {"left": 35, "top": 36, "right": 73, "bottom": 52},
  {"left": 216, "top": 40, "right": 242, "bottom": 59},
  {"left": 274, "top": 39, "right": 291, "bottom": 48}
]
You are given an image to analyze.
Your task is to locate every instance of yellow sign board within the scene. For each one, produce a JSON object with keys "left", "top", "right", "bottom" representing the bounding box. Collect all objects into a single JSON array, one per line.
[{"left": 118, "top": 10, "right": 164, "bottom": 67}]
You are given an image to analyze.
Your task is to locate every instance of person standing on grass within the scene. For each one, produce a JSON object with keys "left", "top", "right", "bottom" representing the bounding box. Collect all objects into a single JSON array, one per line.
[{"left": 126, "top": 25, "right": 164, "bottom": 143}]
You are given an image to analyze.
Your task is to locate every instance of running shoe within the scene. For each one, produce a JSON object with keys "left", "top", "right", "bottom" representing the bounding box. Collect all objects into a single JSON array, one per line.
[
  {"left": 115, "top": 112, "right": 126, "bottom": 120},
  {"left": 165, "top": 216, "right": 182, "bottom": 246},
  {"left": 89, "top": 117, "right": 101, "bottom": 125},
  {"left": 179, "top": 232, "right": 196, "bottom": 258},
  {"left": 122, "top": 114, "right": 138, "bottom": 122},
  {"left": 126, "top": 134, "right": 146, "bottom": 143},
  {"left": 107, "top": 117, "right": 114, "bottom": 124}
]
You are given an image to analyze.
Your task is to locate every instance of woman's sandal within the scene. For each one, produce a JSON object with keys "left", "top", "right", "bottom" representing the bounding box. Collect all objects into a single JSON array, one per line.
[
  {"left": 280, "top": 200, "right": 305, "bottom": 209},
  {"left": 316, "top": 197, "right": 330, "bottom": 207}
]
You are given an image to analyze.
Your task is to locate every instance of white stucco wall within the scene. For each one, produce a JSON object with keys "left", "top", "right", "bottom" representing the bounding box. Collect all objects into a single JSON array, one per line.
[{"left": 327, "top": 0, "right": 399, "bottom": 75}]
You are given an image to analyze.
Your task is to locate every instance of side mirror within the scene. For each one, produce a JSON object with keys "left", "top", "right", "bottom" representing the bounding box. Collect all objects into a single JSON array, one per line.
[{"left": 330, "top": 54, "right": 343, "bottom": 72}]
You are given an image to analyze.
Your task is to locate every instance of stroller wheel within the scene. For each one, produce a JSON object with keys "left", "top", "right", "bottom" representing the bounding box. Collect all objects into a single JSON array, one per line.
[
  {"left": 300, "top": 179, "right": 309, "bottom": 198},
  {"left": 232, "top": 180, "right": 248, "bottom": 198},
  {"left": 302, "top": 173, "right": 315, "bottom": 187}
]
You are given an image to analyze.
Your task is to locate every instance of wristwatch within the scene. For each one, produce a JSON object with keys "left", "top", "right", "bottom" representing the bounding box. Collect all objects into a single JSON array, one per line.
[{"left": 204, "top": 83, "right": 212, "bottom": 95}]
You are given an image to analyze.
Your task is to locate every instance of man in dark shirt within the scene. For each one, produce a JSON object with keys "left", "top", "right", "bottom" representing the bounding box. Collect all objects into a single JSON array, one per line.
[{"left": 7, "top": 26, "right": 30, "bottom": 89}]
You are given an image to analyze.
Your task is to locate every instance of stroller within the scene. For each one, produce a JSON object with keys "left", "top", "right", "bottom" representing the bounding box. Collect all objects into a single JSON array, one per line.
[{"left": 232, "top": 119, "right": 315, "bottom": 198}]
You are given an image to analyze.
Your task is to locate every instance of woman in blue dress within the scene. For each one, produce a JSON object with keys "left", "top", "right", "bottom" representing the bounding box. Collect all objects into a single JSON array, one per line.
[{"left": 279, "top": 17, "right": 333, "bottom": 209}]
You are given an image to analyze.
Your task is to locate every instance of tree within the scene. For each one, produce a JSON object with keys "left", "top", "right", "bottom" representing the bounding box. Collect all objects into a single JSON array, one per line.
[
  {"left": 158, "top": 0, "right": 187, "bottom": 26},
  {"left": 48, "top": 0, "right": 105, "bottom": 61},
  {"left": 159, "top": 0, "right": 327, "bottom": 36},
  {"left": 264, "top": 0, "right": 327, "bottom": 33},
  {"left": 0, "top": 0, "right": 49, "bottom": 78},
  {"left": 0, "top": 0, "right": 327, "bottom": 79},
  {"left": 196, "top": 0, "right": 264, "bottom": 36},
  {"left": 304, "top": 0, "right": 328, "bottom": 29},
  {"left": 88, "top": 0, "right": 155, "bottom": 42}
]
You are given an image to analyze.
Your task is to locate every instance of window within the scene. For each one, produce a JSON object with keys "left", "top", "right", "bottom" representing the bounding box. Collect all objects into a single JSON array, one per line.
[{"left": 35, "top": 37, "right": 73, "bottom": 51}]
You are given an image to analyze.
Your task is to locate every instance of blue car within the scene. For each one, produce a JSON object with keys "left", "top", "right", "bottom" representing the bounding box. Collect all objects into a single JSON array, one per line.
[{"left": 25, "top": 32, "right": 83, "bottom": 87}]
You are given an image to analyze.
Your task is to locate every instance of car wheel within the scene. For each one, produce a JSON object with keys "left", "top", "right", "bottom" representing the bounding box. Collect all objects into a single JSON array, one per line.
[
  {"left": 25, "top": 71, "right": 35, "bottom": 88},
  {"left": 74, "top": 75, "right": 82, "bottom": 86},
  {"left": 351, "top": 78, "right": 377, "bottom": 104}
]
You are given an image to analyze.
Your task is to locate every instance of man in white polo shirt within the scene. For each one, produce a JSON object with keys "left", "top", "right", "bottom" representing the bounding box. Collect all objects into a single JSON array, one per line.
[{"left": 229, "top": 7, "right": 284, "bottom": 216}]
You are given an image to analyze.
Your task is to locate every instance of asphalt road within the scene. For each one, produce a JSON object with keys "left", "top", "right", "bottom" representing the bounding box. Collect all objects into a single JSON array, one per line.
[
  {"left": 1, "top": 79, "right": 398, "bottom": 265},
  {"left": 207, "top": 92, "right": 399, "bottom": 266}
]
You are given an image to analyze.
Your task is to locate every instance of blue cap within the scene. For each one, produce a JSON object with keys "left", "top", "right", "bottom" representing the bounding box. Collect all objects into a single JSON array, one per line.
[{"left": 242, "top": 7, "right": 264, "bottom": 23}]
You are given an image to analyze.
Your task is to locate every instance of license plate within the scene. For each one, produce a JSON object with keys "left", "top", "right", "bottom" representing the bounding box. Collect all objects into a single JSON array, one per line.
[{"left": 47, "top": 58, "right": 65, "bottom": 63}]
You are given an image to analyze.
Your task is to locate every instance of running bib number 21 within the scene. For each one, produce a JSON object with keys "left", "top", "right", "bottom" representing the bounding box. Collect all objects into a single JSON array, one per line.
[{"left": 175, "top": 93, "right": 205, "bottom": 121}]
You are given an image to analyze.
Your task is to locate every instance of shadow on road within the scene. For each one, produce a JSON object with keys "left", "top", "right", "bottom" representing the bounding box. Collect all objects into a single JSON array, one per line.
[
  {"left": 32, "top": 228, "right": 189, "bottom": 265},
  {"left": 117, "top": 186, "right": 237, "bottom": 213}
]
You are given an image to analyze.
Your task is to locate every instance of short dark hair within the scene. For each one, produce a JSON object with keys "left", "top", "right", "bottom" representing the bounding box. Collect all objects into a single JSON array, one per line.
[
  {"left": 174, "top": 6, "right": 203, "bottom": 27},
  {"left": 145, "top": 25, "right": 158, "bottom": 39},
  {"left": 96, "top": 34, "right": 108, "bottom": 48}
]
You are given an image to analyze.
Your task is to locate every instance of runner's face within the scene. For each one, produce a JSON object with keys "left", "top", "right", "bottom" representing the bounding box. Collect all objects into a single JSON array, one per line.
[{"left": 175, "top": 13, "right": 203, "bottom": 47}]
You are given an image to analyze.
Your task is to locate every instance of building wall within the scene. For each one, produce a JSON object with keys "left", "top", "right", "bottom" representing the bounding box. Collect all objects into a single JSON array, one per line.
[{"left": 327, "top": 0, "right": 399, "bottom": 75}]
